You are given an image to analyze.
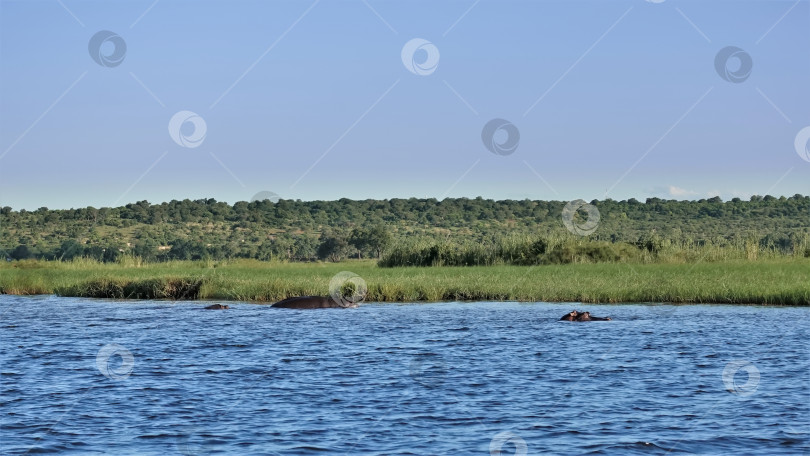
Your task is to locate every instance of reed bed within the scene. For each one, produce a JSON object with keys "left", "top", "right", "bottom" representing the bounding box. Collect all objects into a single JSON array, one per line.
[
  {"left": 378, "top": 233, "right": 808, "bottom": 267},
  {"left": 0, "top": 258, "right": 807, "bottom": 305}
]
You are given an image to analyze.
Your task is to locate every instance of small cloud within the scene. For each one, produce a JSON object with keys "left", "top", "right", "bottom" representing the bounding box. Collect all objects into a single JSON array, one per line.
[
  {"left": 668, "top": 186, "right": 698, "bottom": 197},
  {"left": 649, "top": 185, "right": 699, "bottom": 199}
]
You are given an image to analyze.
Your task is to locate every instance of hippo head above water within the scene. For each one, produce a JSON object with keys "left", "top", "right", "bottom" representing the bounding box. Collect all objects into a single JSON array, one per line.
[{"left": 560, "top": 310, "right": 611, "bottom": 321}]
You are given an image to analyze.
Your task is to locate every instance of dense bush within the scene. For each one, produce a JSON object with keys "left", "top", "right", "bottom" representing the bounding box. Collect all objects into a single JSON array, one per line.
[
  {"left": 1, "top": 195, "right": 808, "bottom": 265},
  {"left": 378, "top": 236, "right": 646, "bottom": 267}
]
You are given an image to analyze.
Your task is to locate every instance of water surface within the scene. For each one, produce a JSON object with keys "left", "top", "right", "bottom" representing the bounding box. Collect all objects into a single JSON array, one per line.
[{"left": 1, "top": 296, "right": 808, "bottom": 455}]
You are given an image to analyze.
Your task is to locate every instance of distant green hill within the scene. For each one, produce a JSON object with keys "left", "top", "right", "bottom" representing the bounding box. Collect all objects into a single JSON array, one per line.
[{"left": 1, "top": 195, "right": 808, "bottom": 265}]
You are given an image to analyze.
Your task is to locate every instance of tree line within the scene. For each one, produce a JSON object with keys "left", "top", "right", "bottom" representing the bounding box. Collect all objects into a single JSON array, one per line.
[{"left": 1, "top": 194, "right": 808, "bottom": 265}]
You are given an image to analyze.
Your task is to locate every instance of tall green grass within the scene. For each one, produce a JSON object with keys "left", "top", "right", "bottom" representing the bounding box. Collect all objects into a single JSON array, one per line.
[
  {"left": 0, "top": 258, "right": 807, "bottom": 305},
  {"left": 378, "top": 232, "right": 808, "bottom": 267}
]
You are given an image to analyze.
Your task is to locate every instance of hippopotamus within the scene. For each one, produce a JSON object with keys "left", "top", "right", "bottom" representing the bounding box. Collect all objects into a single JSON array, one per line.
[
  {"left": 204, "top": 304, "right": 229, "bottom": 310},
  {"left": 270, "top": 296, "right": 357, "bottom": 309},
  {"left": 576, "top": 311, "right": 611, "bottom": 321},
  {"left": 560, "top": 310, "right": 610, "bottom": 321}
]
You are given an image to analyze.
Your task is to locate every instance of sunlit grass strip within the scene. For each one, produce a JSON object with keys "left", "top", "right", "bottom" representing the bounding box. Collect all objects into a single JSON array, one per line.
[{"left": 0, "top": 258, "right": 807, "bottom": 305}]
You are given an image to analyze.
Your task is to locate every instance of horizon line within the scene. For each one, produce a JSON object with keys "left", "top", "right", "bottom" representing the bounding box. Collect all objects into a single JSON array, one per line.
[{"left": 3, "top": 193, "right": 809, "bottom": 212}]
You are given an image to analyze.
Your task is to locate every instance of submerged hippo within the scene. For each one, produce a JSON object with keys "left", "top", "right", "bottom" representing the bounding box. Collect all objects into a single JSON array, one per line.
[
  {"left": 271, "top": 296, "right": 357, "bottom": 309},
  {"left": 204, "top": 304, "right": 229, "bottom": 310},
  {"left": 560, "top": 310, "right": 610, "bottom": 321},
  {"left": 576, "top": 311, "right": 611, "bottom": 321}
]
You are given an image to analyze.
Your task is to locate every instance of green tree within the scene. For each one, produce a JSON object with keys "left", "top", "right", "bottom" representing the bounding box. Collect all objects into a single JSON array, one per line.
[
  {"left": 57, "top": 240, "right": 84, "bottom": 260},
  {"left": 317, "top": 235, "right": 351, "bottom": 262},
  {"left": 11, "top": 245, "right": 33, "bottom": 260},
  {"left": 133, "top": 239, "right": 159, "bottom": 261},
  {"left": 349, "top": 225, "right": 392, "bottom": 259}
]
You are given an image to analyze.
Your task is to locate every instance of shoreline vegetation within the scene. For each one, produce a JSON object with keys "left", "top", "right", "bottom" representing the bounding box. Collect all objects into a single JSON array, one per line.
[
  {"left": 1, "top": 258, "right": 808, "bottom": 305},
  {"left": 3, "top": 196, "right": 808, "bottom": 304},
  {"left": 2, "top": 196, "right": 808, "bottom": 266}
]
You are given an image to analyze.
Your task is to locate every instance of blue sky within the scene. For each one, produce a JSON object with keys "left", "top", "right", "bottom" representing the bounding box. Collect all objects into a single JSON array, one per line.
[{"left": 1, "top": 0, "right": 808, "bottom": 210}]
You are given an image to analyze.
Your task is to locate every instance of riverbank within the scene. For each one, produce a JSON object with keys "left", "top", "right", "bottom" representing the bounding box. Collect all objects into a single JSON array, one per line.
[{"left": 0, "top": 259, "right": 807, "bottom": 305}]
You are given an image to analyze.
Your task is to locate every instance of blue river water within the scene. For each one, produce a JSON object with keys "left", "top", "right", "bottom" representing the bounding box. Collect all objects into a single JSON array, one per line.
[{"left": 1, "top": 295, "right": 808, "bottom": 455}]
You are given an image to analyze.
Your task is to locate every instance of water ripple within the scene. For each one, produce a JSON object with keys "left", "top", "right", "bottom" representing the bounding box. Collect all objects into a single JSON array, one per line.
[{"left": 1, "top": 296, "right": 808, "bottom": 454}]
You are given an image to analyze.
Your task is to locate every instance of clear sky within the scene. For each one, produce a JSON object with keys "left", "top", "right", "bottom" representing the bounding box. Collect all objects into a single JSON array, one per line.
[{"left": 1, "top": 0, "right": 808, "bottom": 210}]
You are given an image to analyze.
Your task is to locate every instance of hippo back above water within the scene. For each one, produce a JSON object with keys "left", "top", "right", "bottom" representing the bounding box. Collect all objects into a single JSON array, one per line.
[
  {"left": 204, "top": 304, "right": 229, "bottom": 310},
  {"left": 270, "top": 296, "right": 357, "bottom": 309}
]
